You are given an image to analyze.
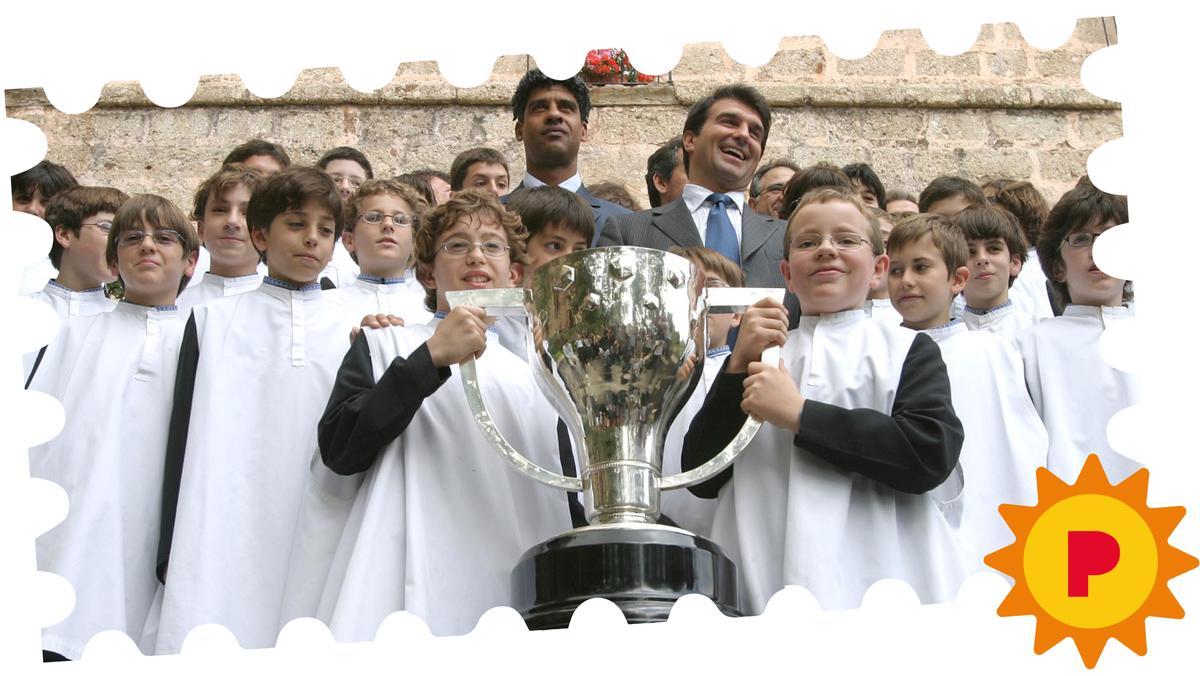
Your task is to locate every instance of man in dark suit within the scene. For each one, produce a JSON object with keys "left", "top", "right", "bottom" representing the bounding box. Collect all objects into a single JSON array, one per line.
[
  {"left": 506, "top": 69, "right": 631, "bottom": 245},
  {"left": 598, "top": 84, "right": 797, "bottom": 322}
]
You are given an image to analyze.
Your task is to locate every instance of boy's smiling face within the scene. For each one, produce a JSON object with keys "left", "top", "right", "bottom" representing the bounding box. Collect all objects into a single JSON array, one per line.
[
  {"left": 251, "top": 197, "right": 337, "bottom": 287},
  {"left": 781, "top": 199, "right": 887, "bottom": 315},
  {"left": 887, "top": 234, "right": 968, "bottom": 330},
  {"left": 116, "top": 222, "right": 198, "bottom": 306},
  {"left": 344, "top": 193, "right": 415, "bottom": 278},
  {"left": 420, "top": 212, "right": 520, "bottom": 313},
  {"left": 964, "top": 237, "right": 1021, "bottom": 310},
  {"left": 198, "top": 183, "right": 259, "bottom": 277}
]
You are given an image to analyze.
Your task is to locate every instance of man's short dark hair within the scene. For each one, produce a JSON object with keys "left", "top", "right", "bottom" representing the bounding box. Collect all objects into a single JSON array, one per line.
[
  {"left": 11, "top": 160, "right": 77, "bottom": 202},
  {"left": 750, "top": 159, "right": 801, "bottom": 198},
  {"left": 843, "top": 162, "right": 886, "bottom": 208},
  {"left": 505, "top": 185, "right": 594, "bottom": 243},
  {"left": 681, "top": 84, "right": 771, "bottom": 174},
  {"left": 222, "top": 139, "right": 291, "bottom": 169},
  {"left": 919, "top": 176, "right": 986, "bottom": 213},
  {"left": 317, "top": 146, "right": 374, "bottom": 179},
  {"left": 588, "top": 181, "right": 639, "bottom": 211},
  {"left": 247, "top": 167, "right": 344, "bottom": 238},
  {"left": 886, "top": 189, "right": 918, "bottom": 205},
  {"left": 645, "top": 137, "right": 684, "bottom": 208},
  {"left": 511, "top": 69, "right": 592, "bottom": 124},
  {"left": 450, "top": 148, "right": 510, "bottom": 191}
]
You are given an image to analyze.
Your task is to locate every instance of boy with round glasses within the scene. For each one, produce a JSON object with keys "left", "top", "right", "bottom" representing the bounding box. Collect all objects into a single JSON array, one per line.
[
  {"left": 28, "top": 194, "right": 199, "bottom": 660},
  {"left": 282, "top": 191, "right": 572, "bottom": 640},
  {"left": 327, "top": 179, "right": 432, "bottom": 323},
  {"left": 681, "top": 186, "right": 967, "bottom": 613},
  {"left": 1018, "top": 177, "right": 1139, "bottom": 482}
]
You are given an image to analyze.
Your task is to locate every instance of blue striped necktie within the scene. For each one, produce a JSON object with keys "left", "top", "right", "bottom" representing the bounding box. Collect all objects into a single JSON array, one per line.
[{"left": 705, "top": 193, "right": 740, "bottom": 264}]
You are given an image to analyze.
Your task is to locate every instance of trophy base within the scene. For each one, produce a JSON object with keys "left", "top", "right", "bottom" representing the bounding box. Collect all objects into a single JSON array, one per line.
[{"left": 511, "top": 523, "right": 741, "bottom": 630}]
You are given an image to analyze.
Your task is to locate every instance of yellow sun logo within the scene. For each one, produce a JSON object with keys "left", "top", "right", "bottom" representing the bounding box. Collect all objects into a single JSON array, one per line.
[{"left": 984, "top": 454, "right": 1198, "bottom": 668}]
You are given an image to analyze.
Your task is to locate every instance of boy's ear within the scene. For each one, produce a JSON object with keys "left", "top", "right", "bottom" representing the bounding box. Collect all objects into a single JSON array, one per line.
[
  {"left": 779, "top": 258, "right": 793, "bottom": 290},
  {"left": 951, "top": 265, "right": 969, "bottom": 295},
  {"left": 183, "top": 248, "right": 199, "bottom": 279},
  {"left": 508, "top": 261, "right": 524, "bottom": 288},
  {"left": 416, "top": 264, "right": 436, "bottom": 291},
  {"left": 1051, "top": 258, "right": 1066, "bottom": 283},
  {"left": 341, "top": 228, "right": 356, "bottom": 254},
  {"left": 195, "top": 219, "right": 206, "bottom": 242},
  {"left": 53, "top": 224, "right": 74, "bottom": 250},
  {"left": 1009, "top": 253, "right": 1023, "bottom": 277},
  {"left": 870, "top": 253, "right": 890, "bottom": 289},
  {"left": 730, "top": 312, "right": 743, "bottom": 329},
  {"left": 250, "top": 226, "right": 269, "bottom": 256}
]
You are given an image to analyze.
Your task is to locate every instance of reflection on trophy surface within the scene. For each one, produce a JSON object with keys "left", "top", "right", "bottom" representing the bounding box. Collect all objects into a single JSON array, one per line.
[{"left": 447, "top": 246, "right": 780, "bottom": 629}]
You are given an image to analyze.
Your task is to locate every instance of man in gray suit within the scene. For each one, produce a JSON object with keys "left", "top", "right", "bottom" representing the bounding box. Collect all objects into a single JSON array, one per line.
[
  {"left": 506, "top": 69, "right": 631, "bottom": 245},
  {"left": 598, "top": 84, "right": 797, "bottom": 323}
]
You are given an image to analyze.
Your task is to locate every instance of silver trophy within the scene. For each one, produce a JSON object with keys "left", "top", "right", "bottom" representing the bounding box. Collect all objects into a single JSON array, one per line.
[{"left": 446, "top": 246, "right": 781, "bottom": 626}]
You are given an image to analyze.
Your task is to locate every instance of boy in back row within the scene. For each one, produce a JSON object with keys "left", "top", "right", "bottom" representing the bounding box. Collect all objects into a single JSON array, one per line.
[
  {"left": 152, "top": 167, "right": 362, "bottom": 653},
  {"left": 682, "top": 186, "right": 967, "bottom": 612},
  {"left": 954, "top": 205, "right": 1040, "bottom": 340},
  {"left": 29, "top": 195, "right": 200, "bottom": 660},
  {"left": 885, "top": 214, "right": 1047, "bottom": 568}
]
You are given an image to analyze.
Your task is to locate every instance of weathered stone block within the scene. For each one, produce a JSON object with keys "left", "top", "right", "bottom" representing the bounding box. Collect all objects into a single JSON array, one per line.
[
  {"left": 927, "top": 111, "right": 989, "bottom": 144},
  {"left": 915, "top": 51, "right": 981, "bottom": 78},
  {"left": 827, "top": 109, "right": 926, "bottom": 146},
  {"left": 988, "top": 50, "right": 1029, "bottom": 78},
  {"left": 1073, "top": 111, "right": 1123, "bottom": 148},
  {"left": 989, "top": 111, "right": 1070, "bottom": 146},
  {"left": 835, "top": 49, "right": 906, "bottom": 78},
  {"left": 1038, "top": 148, "right": 1094, "bottom": 182},
  {"left": 756, "top": 45, "right": 827, "bottom": 82},
  {"left": 960, "top": 148, "right": 1036, "bottom": 181},
  {"left": 1035, "top": 50, "right": 1087, "bottom": 80}
]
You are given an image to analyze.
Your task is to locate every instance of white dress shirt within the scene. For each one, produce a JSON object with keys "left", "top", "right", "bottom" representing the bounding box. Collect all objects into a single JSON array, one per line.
[
  {"left": 682, "top": 183, "right": 745, "bottom": 249},
  {"left": 521, "top": 171, "right": 583, "bottom": 193}
]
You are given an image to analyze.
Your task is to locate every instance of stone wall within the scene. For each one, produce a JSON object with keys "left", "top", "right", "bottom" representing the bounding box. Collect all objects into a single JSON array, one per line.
[{"left": 5, "top": 18, "right": 1119, "bottom": 212}]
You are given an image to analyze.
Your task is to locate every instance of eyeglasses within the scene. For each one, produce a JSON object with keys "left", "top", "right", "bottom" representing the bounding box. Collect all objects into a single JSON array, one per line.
[
  {"left": 358, "top": 212, "right": 414, "bottom": 227},
  {"left": 117, "top": 229, "right": 184, "bottom": 249},
  {"left": 82, "top": 220, "right": 113, "bottom": 234},
  {"left": 1062, "top": 231, "right": 1103, "bottom": 249},
  {"left": 438, "top": 239, "right": 509, "bottom": 258},
  {"left": 329, "top": 174, "right": 363, "bottom": 190},
  {"left": 790, "top": 232, "right": 870, "bottom": 253},
  {"left": 702, "top": 278, "right": 730, "bottom": 288}
]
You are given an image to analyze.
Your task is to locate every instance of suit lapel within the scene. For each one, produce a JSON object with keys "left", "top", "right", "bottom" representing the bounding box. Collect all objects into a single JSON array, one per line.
[
  {"left": 740, "top": 211, "right": 779, "bottom": 260},
  {"left": 651, "top": 199, "right": 704, "bottom": 248}
]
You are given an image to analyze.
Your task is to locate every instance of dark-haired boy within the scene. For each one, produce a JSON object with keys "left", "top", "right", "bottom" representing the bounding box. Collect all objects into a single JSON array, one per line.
[
  {"left": 152, "top": 167, "right": 361, "bottom": 653},
  {"left": 1018, "top": 177, "right": 1139, "bottom": 482},
  {"left": 284, "top": 191, "right": 572, "bottom": 639},
  {"left": 13, "top": 159, "right": 79, "bottom": 294},
  {"left": 317, "top": 146, "right": 374, "bottom": 288},
  {"left": 29, "top": 186, "right": 127, "bottom": 322},
  {"left": 177, "top": 164, "right": 265, "bottom": 314},
  {"left": 450, "top": 147, "right": 511, "bottom": 199},
  {"left": 953, "top": 205, "right": 1039, "bottom": 340},
  {"left": 222, "top": 139, "right": 291, "bottom": 176},
  {"left": 886, "top": 214, "right": 1046, "bottom": 569},
  {"left": 28, "top": 194, "right": 200, "bottom": 660},
  {"left": 508, "top": 69, "right": 631, "bottom": 245},
  {"left": 992, "top": 181, "right": 1055, "bottom": 319},
  {"left": 919, "top": 175, "right": 986, "bottom": 217},
  {"left": 843, "top": 162, "right": 886, "bottom": 209},
  {"left": 864, "top": 207, "right": 902, "bottom": 325}
]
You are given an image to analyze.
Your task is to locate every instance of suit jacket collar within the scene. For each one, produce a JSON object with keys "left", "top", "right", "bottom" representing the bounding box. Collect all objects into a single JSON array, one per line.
[
  {"left": 740, "top": 210, "right": 780, "bottom": 260},
  {"left": 650, "top": 198, "right": 704, "bottom": 248}
]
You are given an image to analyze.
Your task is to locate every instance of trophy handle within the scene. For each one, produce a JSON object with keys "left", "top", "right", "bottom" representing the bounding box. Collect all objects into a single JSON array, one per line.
[
  {"left": 659, "top": 286, "right": 785, "bottom": 491},
  {"left": 446, "top": 288, "right": 583, "bottom": 493}
]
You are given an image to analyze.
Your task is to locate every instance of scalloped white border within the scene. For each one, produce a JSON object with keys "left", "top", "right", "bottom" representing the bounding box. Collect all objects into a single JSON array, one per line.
[{"left": 3, "top": 2, "right": 1196, "bottom": 672}]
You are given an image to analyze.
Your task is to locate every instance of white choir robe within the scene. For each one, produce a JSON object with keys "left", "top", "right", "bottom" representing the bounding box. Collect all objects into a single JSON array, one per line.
[
  {"left": 28, "top": 302, "right": 186, "bottom": 659},
  {"left": 324, "top": 274, "right": 433, "bottom": 325},
  {"left": 660, "top": 347, "right": 729, "bottom": 537},
  {"left": 865, "top": 297, "right": 903, "bottom": 326},
  {"left": 921, "top": 319, "right": 1048, "bottom": 570},
  {"left": 283, "top": 321, "right": 569, "bottom": 640},
  {"left": 151, "top": 281, "right": 360, "bottom": 654},
  {"left": 23, "top": 281, "right": 118, "bottom": 383},
  {"left": 1017, "top": 304, "right": 1140, "bottom": 483},
  {"left": 21, "top": 255, "right": 58, "bottom": 295},
  {"left": 1009, "top": 249, "right": 1054, "bottom": 320},
  {"left": 185, "top": 250, "right": 268, "bottom": 290},
  {"left": 962, "top": 299, "right": 1039, "bottom": 341},
  {"left": 176, "top": 272, "right": 262, "bottom": 316},
  {"left": 708, "top": 310, "right": 968, "bottom": 613}
]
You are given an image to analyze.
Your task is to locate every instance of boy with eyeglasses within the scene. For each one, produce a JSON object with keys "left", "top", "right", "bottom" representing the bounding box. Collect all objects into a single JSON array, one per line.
[
  {"left": 316, "top": 146, "right": 375, "bottom": 288},
  {"left": 327, "top": 178, "right": 432, "bottom": 323},
  {"left": 952, "top": 205, "right": 1040, "bottom": 340},
  {"left": 27, "top": 194, "right": 200, "bottom": 661},
  {"left": 151, "top": 167, "right": 362, "bottom": 654},
  {"left": 681, "top": 186, "right": 967, "bottom": 614},
  {"left": 177, "top": 164, "right": 266, "bottom": 314},
  {"left": 885, "top": 214, "right": 1047, "bottom": 571},
  {"left": 1018, "top": 177, "right": 1139, "bottom": 482},
  {"left": 281, "top": 191, "right": 572, "bottom": 640}
]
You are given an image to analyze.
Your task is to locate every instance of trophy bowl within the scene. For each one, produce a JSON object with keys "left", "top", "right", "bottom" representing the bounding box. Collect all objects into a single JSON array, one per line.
[{"left": 447, "top": 246, "right": 780, "bottom": 628}]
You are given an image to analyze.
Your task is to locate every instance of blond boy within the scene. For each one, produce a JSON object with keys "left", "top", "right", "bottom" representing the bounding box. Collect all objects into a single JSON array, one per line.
[{"left": 177, "top": 163, "right": 265, "bottom": 313}]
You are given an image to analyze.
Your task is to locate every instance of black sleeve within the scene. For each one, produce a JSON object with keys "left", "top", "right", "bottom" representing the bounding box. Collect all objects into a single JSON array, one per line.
[
  {"left": 24, "top": 345, "right": 48, "bottom": 389},
  {"left": 556, "top": 419, "right": 588, "bottom": 528},
  {"left": 317, "top": 332, "right": 450, "bottom": 476},
  {"left": 680, "top": 361, "right": 748, "bottom": 499},
  {"left": 156, "top": 313, "right": 200, "bottom": 583},
  {"left": 795, "top": 332, "right": 963, "bottom": 494}
]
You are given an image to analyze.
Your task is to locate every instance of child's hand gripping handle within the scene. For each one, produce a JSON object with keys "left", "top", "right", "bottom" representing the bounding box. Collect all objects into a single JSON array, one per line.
[
  {"left": 445, "top": 288, "right": 583, "bottom": 492},
  {"left": 658, "top": 286, "right": 785, "bottom": 491}
]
